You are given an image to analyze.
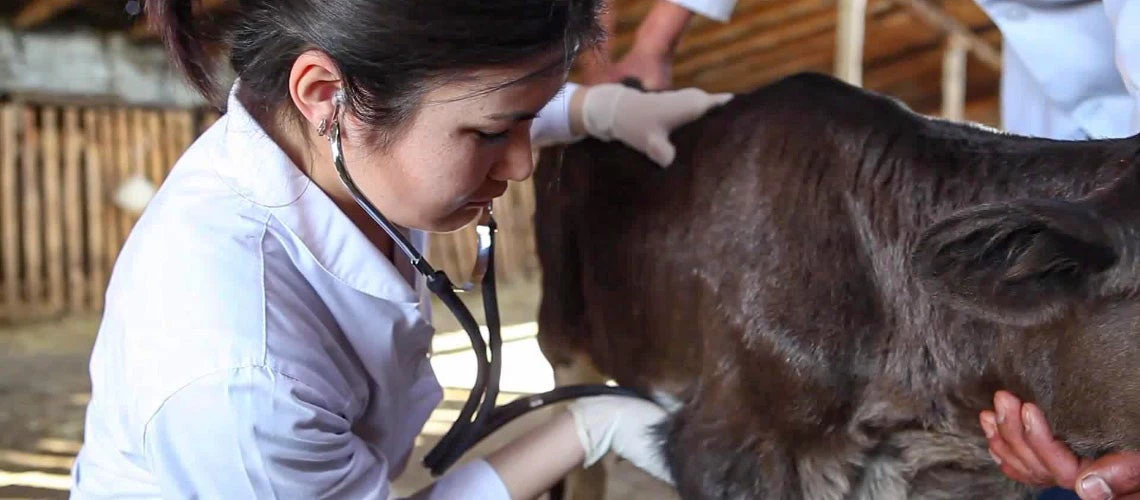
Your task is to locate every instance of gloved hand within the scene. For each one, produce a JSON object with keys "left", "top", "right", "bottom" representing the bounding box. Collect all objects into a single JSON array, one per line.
[
  {"left": 579, "top": 83, "right": 734, "bottom": 168},
  {"left": 566, "top": 395, "right": 674, "bottom": 485}
]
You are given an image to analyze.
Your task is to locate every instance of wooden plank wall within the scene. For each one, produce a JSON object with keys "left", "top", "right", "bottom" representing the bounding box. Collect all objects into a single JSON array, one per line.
[
  {"left": 0, "top": 100, "right": 540, "bottom": 323},
  {"left": 594, "top": 0, "right": 1002, "bottom": 124},
  {"left": 0, "top": 101, "right": 201, "bottom": 322}
]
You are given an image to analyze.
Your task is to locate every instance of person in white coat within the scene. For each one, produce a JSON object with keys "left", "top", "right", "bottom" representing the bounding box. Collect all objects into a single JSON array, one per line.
[
  {"left": 68, "top": 1, "right": 732, "bottom": 498},
  {"left": 978, "top": 0, "right": 1140, "bottom": 140},
  {"left": 970, "top": 1, "right": 1140, "bottom": 499}
]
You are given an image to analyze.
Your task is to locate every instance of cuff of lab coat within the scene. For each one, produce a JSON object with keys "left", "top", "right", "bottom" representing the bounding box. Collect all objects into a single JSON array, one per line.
[
  {"left": 666, "top": 0, "right": 737, "bottom": 22},
  {"left": 422, "top": 458, "right": 510, "bottom": 500},
  {"left": 531, "top": 82, "right": 586, "bottom": 148}
]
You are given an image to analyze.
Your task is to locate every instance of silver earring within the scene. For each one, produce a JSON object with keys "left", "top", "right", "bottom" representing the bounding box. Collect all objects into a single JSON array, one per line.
[{"left": 318, "top": 91, "right": 346, "bottom": 138}]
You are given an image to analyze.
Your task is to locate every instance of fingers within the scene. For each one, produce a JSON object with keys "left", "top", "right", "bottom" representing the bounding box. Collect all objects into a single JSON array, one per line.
[
  {"left": 658, "top": 88, "right": 734, "bottom": 125},
  {"left": 710, "top": 92, "right": 735, "bottom": 106},
  {"left": 979, "top": 389, "right": 1140, "bottom": 500},
  {"left": 600, "top": 84, "right": 732, "bottom": 166},
  {"left": 983, "top": 410, "right": 1038, "bottom": 483},
  {"left": 981, "top": 390, "right": 1140, "bottom": 500},
  {"left": 639, "top": 89, "right": 734, "bottom": 167},
  {"left": 1021, "top": 402, "right": 1081, "bottom": 487},
  {"left": 1076, "top": 452, "right": 1140, "bottom": 499},
  {"left": 644, "top": 133, "right": 675, "bottom": 168},
  {"left": 991, "top": 391, "right": 1055, "bottom": 485},
  {"left": 1076, "top": 474, "right": 1115, "bottom": 500}
]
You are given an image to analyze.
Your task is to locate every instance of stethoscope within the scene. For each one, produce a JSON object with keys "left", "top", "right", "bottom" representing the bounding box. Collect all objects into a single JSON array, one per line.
[{"left": 322, "top": 91, "right": 654, "bottom": 476}]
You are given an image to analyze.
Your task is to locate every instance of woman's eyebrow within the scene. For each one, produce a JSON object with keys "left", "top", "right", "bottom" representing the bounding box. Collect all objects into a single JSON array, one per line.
[{"left": 484, "top": 110, "right": 540, "bottom": 121}]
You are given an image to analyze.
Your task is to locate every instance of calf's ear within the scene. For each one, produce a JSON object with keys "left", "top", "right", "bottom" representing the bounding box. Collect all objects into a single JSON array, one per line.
[{"left": 912, "top": 199, "right": 1118, "bottom": 326}]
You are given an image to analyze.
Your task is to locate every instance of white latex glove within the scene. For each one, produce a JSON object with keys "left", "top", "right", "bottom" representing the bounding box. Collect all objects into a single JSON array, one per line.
[
  {"left": 580, "top": 83, "right": 734, "bottom": 168},
  {"left": 566, "top": 395, "right": 674, "bottom": 485}
]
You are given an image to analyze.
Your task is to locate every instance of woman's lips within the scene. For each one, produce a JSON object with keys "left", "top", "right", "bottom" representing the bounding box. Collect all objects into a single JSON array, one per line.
[{"left": 467, "top": 185, "right": 508, "bottom": 205}]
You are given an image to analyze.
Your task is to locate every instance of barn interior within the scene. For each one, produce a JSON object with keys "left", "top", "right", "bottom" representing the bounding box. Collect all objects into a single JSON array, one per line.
[{"left": 0, "top": 0, "right": 1006, "bottom": 497}]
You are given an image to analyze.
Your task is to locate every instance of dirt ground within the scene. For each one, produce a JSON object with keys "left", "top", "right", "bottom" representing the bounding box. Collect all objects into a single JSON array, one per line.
[{"left": 0, "top": 281, "right": 676, "bottom": 499}]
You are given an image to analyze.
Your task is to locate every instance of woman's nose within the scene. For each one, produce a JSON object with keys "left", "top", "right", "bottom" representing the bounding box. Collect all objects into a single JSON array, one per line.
[{"left": 489, "top": 130, "right": 535, "bottom": 182}]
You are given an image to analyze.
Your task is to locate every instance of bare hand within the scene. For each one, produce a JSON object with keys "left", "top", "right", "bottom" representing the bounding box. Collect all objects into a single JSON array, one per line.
[
  {"left": 981, "top": 390, "right": 1140, "bottom": 499},
  {"left": 606, "top": 47, "right": 673, "bottom": 91}
]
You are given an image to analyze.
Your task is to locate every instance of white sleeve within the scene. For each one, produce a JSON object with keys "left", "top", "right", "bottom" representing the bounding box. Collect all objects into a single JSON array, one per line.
[
  {"left": 142, "top": 366, "right": 510, "bottom": 500},
  {"left": 666, "top": 0, "right": 738, "bottom": 22},
  {"left": 1102, "top": 0, "right": 1140, "bottom": 136},
  {"left": 531, "top": 82, "right": 586, "bottom": 148}
]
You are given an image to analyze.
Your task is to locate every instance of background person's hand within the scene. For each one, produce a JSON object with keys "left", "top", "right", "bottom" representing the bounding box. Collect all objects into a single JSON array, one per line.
[
  {"left": 577, "top": 0, "right": 694, "bottom": 91},
  {"left": 596, "top": 47, "right": 674, "bottom": 91},
  {"left": 981, "top": 390, "right": 1140, "bottom": 499}
]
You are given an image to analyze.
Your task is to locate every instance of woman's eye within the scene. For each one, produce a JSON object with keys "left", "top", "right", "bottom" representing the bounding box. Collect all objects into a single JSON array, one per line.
[{"left": 476, "top": 129, "right": 510, "bottom": 143}]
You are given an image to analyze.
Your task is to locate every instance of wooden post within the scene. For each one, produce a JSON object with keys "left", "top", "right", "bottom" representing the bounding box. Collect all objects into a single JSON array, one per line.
[
  {"left": 942, "top": 33, "right": 968, "bottom": 121},
  {"left": 21, "top": 107, "right": 43, "bottom": 307},
  {"left": 13, "top": 0, "right": 84, "bottom": 29},
  {"left": 114, "top": 108, "right": 131, "bottom": 251},
  {"left": 180, "top": 110, "right": 196, "bottom": 155},
  {"left": 200, "top": 110, "right": 221, "bottom": 134},
  {"left": 162, "top": 111, "right": 180, "bottom": 182},
  {"left": 834, "top": 0, "right": 867, "bottom": 86},
  {"left": 42, "top": 106, "right": 66, "bottom": 314},
  {"left": 179, "top": 110, "right": 195, "bottom": 166},
  {"left": 63, "top": 107, "right": 86, "bottom": 312},
  {"left": 101, "top": 109, "right": 119, "bottom": 276},
  {"left": 894, "top": 0, "right": 1001, "bottom": 71},
  {"left": 130, "top": 108, "right": 147, "bottom": 224},
  {"left": 84, "top": 109, "right": 107, "bottom": 310},
  {"left": 148, "top": 111, "right": 164, "bottom": 184},
  {"left": 1, "top": 105, "right": 19, "bottom": 314}
]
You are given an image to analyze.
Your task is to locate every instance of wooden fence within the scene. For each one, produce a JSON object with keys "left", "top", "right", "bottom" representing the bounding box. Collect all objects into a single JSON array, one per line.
[{"left": 0, "top": 100, "right": 540, "bottom": 324}]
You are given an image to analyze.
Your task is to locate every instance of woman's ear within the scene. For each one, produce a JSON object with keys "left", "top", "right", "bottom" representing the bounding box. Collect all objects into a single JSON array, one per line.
[{"left": 288, "top": 50, "right": 343, "bottom": 131}]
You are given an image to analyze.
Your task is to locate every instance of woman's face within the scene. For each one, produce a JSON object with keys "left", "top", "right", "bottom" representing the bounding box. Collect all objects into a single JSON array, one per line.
[{"left": 337, "top": 58, "right": 567, "bottom": 233}]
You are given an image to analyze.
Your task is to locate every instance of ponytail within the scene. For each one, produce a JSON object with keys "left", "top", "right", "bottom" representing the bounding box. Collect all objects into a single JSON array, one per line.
[{"left": 147, "top": 0, "right": 221, "bottom": 108}]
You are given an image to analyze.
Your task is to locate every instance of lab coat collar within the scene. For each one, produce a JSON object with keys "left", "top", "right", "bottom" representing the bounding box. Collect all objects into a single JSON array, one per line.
[{"left": 211, "top": 80, "right": 424, "bottom": 305}]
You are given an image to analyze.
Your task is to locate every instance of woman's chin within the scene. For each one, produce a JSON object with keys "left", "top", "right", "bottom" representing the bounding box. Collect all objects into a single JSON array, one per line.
[{"left": 428, "top": 204, "right": 486, "bottom": 233}]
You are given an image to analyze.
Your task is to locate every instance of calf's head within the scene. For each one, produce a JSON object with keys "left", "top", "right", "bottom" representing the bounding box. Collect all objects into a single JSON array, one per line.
[
  {"left": 913, "top": 164, "right": 1139, "bottom": 327},
  {"left": 912, "top": 165, "right": 1140, "bottom": 445}
]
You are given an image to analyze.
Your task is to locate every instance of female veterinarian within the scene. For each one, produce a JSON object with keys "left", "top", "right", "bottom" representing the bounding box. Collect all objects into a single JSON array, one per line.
[{"left": 68, "top": 0, "right": 731, "bottom": 498}]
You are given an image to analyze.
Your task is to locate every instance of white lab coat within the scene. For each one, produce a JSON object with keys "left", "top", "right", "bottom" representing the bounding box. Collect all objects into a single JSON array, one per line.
[
  {"left": 667, "top": 0, "right": 739, "bottom": 22},
  {"left": 69, "top": 81, "right": 527, "bottom": 499},
  {"left": 976, "top": 0, "right": 1140, "bottom": 139}
]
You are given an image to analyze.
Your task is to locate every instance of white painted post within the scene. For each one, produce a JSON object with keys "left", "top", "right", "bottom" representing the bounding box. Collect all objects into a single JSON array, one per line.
[
  {"left": 941, "top": 33, "right": 968, "bottom": 121},
  {"left": 835, "top": 0, "right": 868, "bottom": 86}
]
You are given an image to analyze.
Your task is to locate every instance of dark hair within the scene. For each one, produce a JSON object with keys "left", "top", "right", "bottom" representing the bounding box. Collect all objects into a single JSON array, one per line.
[{"left": 148, "top": 0, "right": 601, "bottom": 133}]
